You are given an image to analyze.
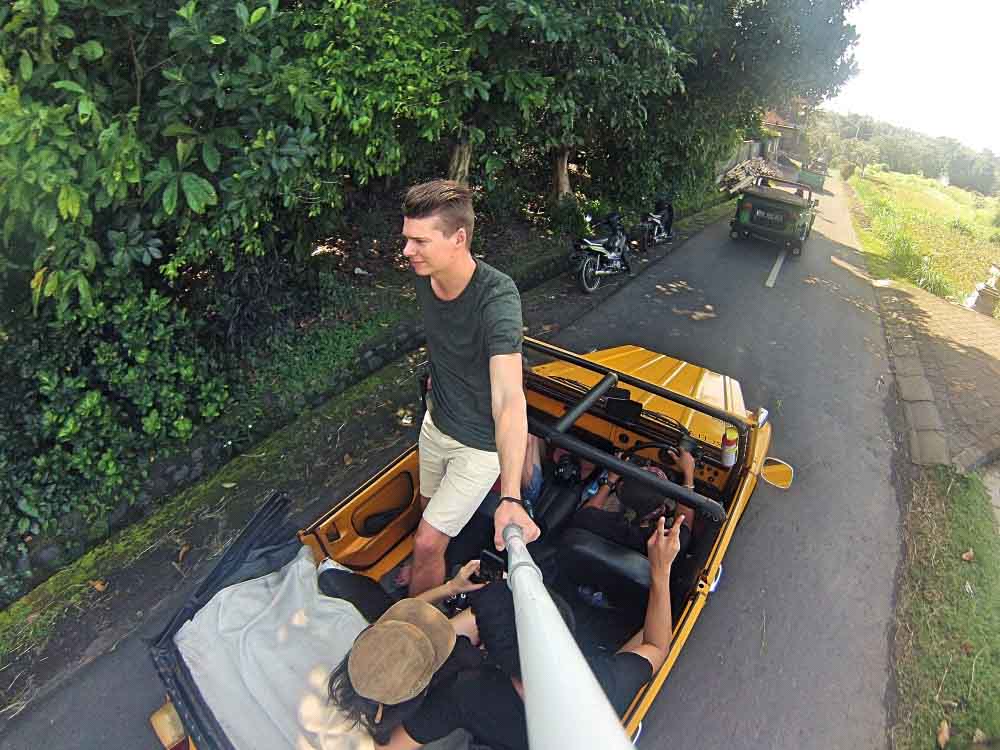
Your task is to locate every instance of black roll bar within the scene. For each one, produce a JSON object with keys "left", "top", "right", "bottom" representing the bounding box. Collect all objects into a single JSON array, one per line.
[
  {"left": 524, "top": 337, "right": 750, "bottom": 504},
  {"left": 554, "top": 372, "right": 618, "bottom": 434},
  {"left": 530, "top": 415, "right": 727, "bottom": 522},
  {"left": 524, "top": 338, "right": 748, "bottom": 437}
]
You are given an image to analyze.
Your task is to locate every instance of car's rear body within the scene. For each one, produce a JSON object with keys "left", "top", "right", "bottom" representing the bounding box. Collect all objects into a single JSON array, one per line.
[{"left": 730, "top": 178, "right": 817, "bottom": 253}]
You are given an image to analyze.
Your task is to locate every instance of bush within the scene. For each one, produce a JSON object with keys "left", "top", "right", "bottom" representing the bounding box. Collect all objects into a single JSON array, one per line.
[
  {"left": 841, "top": 162, "right": 857, "bottom": 180},
  {"left": 993, "top": 210, "right": 1000, "bottom": 228},
  {"left": 947, "top": 217, "right": 975, "bottom": 237},
  {"left": 0, "top": 277, "right": 227, "bottom": 603},
  {"left": 990, "top": 232, "right": 1000, "bottom": 246}
]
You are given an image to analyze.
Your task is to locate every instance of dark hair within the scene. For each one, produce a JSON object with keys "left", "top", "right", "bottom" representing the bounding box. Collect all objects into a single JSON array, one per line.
[
  {"left": 327, "top": 651, "right": 378, "bottom": 734},
  {"left": 471, "top": 582, "right": 576, "bottom": 679},
  {"left": 402, "top": 179, "right": 475, "bottom": 246},
  {"left": 327, "top": 645, "right": 425, "bottom": 744}
]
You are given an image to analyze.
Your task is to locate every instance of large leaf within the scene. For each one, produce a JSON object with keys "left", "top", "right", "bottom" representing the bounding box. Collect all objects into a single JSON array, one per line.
[
  {"left": 57, "top": 184, "right": 81, "bottom": 220},
  {"left": 163, "top": 180, "right": 178, "bottom": 215},
  {"left": 180, "top": 173, "right": 218, "bottom": 214},
  {"left": 202, "top": 142, "right": 221, "bottom": 173},
  {"left": 76, "top": 276, "right": 93, "bottom": 310},
  {"left": 19, "top": 50, "right": 33, "bottom": 81},
  {"left": 163, "top": 123, "right": 198, "bottom": 137},
  {"left": 236, "top": 1, "right": 250, "bottom": 26},
  {"left": 249, "top": 6, "right": 268, "bottom": 26},
  {"left": 42, "top": 0, "right": 60, "bottom": 20},
  {"left": 52, "top": 80, "right": 86, "bottom": 95},
  {"left": 77, "top": 40, "right": 104, "bottom": 61}
]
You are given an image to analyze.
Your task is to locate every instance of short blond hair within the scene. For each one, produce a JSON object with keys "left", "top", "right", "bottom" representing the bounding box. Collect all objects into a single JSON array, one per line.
[{"left": 402, "top": 180, "right": 475, "bottom": 246}]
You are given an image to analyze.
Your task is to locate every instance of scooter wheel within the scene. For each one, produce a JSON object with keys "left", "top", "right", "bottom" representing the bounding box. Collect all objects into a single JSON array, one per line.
[
  {"left": 729, "top": 230, "right": 741, "bottom": 241},
  {"left": 577, "top": 256, "right": 601, "bottom": 294}
]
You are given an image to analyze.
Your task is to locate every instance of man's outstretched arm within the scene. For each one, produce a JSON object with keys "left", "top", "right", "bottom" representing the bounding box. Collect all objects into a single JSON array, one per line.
[{"left": 489, "top": 352, "right": 540, "bottom": 550}]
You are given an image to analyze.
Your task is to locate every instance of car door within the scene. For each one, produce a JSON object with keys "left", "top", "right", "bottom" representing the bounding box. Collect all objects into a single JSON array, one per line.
[{"left": 299, "top": 445, "right": 423, "bottom": 579}]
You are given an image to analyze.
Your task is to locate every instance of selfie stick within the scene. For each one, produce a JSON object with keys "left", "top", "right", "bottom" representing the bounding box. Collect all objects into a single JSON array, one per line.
[{"left": 503, "top": 523, "right": 634, "bottom": 750}]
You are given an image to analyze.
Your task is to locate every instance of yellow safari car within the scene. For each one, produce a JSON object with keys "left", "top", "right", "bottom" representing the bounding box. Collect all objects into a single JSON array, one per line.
[{"left": 149, "top": 338, "right": 792, "bottom": 750}]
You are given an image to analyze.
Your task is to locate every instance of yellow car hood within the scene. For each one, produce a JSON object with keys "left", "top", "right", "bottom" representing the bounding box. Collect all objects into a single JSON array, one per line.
[{"left": 532, "top": 345, "right": 748, "bottom": 447}]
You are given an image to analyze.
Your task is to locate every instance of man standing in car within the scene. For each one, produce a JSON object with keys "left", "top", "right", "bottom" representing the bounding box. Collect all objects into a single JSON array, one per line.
[{"left": 401, "top": 179, "right": 539, "bottom": 596}]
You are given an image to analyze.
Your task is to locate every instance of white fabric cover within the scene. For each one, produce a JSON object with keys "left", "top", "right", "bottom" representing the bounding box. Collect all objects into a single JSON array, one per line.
[{"left": 175, "top": 546, "right": 373, "bottom": 750}]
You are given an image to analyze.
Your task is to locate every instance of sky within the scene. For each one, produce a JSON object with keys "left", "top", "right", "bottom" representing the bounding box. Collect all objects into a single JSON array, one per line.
[{"left": 824, "top": 0, "right": 1000, "bottom": 153}]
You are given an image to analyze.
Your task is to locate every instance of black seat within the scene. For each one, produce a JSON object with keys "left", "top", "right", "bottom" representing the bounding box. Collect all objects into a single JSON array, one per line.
[
  {"left": 534, "top": 482, "right": 582, "bottom": 537},
  {"left": 558, "top": 526, "right": 650, "bottom": 605}
]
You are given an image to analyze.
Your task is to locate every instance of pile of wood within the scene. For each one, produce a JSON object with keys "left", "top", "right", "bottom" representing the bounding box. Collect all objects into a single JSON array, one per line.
[{"left": 718, "top": 158, "right": 780, "bottom": 194}]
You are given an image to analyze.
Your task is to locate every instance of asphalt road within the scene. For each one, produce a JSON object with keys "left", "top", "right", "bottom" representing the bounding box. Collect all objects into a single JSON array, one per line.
[
  {"left": 553, "top": 179, "right": 902, "bottom": 750},
  {"left": 2, "top": 180, "right": 902, "bottom": 750}
]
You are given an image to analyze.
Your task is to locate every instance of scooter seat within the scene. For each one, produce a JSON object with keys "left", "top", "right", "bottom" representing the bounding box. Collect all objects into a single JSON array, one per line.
[{"left": 583, "top": 237, "right": 608, "bottom": 247}]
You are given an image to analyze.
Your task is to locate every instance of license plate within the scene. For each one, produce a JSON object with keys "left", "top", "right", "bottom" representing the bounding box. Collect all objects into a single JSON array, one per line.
[{"left": 752, "top": 208, "right": 784, "bottom": 227}]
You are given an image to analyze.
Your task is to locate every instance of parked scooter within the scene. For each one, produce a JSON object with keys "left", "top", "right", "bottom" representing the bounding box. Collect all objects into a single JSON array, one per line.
[
  {"left": 637, "top": 195, "right": 674, "bottom": 252},
  {"left": 569, "top": 212, "right": 630, "bottom": 294}
]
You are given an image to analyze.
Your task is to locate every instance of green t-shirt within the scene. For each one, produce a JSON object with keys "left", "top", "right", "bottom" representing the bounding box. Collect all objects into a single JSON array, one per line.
[{"left": 416, "top": 260, "right": 523, "bottom": 452}]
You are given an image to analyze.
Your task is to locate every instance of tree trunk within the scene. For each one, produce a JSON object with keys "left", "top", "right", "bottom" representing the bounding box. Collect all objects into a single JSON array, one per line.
[
  {"left": 551, "top": 147, "right": 571, "bottom": 201},
  {"left": 448, "top": 138, "right": 473, "bottom": 184}
]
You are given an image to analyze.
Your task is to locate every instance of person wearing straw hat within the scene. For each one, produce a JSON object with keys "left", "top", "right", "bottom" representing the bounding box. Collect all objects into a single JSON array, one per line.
[{"left": 327, "top": 597, "right": 484, "bottom": 746}]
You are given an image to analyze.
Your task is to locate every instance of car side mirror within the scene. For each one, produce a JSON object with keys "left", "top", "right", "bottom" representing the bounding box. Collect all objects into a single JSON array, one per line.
[{"left": 761, "top": 457, "right": 793, "bottom": 489}]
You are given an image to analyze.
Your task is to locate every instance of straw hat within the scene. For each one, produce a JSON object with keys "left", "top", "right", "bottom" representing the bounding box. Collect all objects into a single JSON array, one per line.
[{"left": 347, "top": 599, "right": 456, "bottom": 706}]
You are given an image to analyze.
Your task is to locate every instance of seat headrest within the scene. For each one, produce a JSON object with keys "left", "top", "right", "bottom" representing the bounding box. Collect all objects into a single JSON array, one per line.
[{"left": 559, "top": 527, "right": 650, "bottom": 602}]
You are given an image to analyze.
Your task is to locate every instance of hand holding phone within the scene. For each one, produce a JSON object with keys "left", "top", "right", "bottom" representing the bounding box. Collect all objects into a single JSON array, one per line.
[{"left": 470, "top": 549, "right": 507, "bottom": 584}]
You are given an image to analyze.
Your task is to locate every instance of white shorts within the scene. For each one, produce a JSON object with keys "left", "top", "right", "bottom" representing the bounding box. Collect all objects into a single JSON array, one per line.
[{"left": 418, "top": 410, "right": 500, "bottom": 537}]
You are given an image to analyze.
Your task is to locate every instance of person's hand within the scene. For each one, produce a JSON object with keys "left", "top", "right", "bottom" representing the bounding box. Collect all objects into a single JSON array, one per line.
[
  {"left": 647, "top": 515, "right": 683, "bottom": 577},
  {"left": 449, "top": 559, "right": 487, "bottom": 595},
  {"left": 666, "top": 446, "right": 695, "bottom": 486},
  {"left": 494, "top": 500, "right": 540, "bottom": 550}
]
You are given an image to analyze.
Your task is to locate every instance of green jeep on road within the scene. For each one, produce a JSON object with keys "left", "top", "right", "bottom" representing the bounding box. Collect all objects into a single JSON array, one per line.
[{"left": 729, "top": 176, "right": 817, "bottom": 256}]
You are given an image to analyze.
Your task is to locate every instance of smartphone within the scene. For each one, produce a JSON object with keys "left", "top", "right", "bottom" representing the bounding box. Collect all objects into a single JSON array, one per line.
[{"left": 471, "top": 549, "right": 507, "bottom": 584}]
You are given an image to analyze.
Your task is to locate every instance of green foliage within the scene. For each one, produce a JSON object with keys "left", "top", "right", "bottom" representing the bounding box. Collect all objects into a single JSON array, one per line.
[
  {"left": 815, "top": 109, "right": 998, "bottom": 193},
  {"left": 850, "top": 170, "right": 1000, "bottom": 299},
  {"left": 0, "top": 275, "right": 226, "bottom": 602},
  {"left": 947, "top": 217, "right": 975, "bottom": 237},
  {"left": 841, "top": 162, "right": 856, "bottom": 180}
]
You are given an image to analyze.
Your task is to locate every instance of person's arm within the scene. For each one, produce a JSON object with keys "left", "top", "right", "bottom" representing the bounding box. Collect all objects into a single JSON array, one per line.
[
  {"left": 666, "top": 446, "right": 695, "bottom": 488},
  {"left": 619, "top": 515, "right": 683, "bottom": 672},
  {"left": 414, "top": 559, "right": 484, "bottom": 605},
  {"left": 489, "top": 353, "right": 540, "bottom": 550},
  {"left": 583, "top": 469, "right": 618, "bottom": 510},
  {"left": 666, "top": 447, "right": 696, "bottom": 527}
]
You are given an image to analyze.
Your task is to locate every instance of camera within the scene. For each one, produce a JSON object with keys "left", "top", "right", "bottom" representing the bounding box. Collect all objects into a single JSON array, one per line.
[{"left": 553, "top": 454, "right": 581, "bottom": 485}]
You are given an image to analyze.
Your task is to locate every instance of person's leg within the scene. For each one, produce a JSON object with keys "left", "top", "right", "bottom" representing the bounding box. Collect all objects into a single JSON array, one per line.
[
  {"left": 409, "top": 518, "right": 451, "bottom": 596},
  {"left": 396, "top": 412, "right": 447, "bottom": 587},
  {"left": 410, "top": 434, "right": 500, "bottom": 596}
]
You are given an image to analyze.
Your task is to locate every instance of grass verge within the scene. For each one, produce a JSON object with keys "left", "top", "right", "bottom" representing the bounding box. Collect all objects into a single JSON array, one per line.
[
  {"left": 892, "top": 467, "right": 999, "bottom": 749},
  {"left": 849, "top": 170, "right": 1000, "bottom": 305}
]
